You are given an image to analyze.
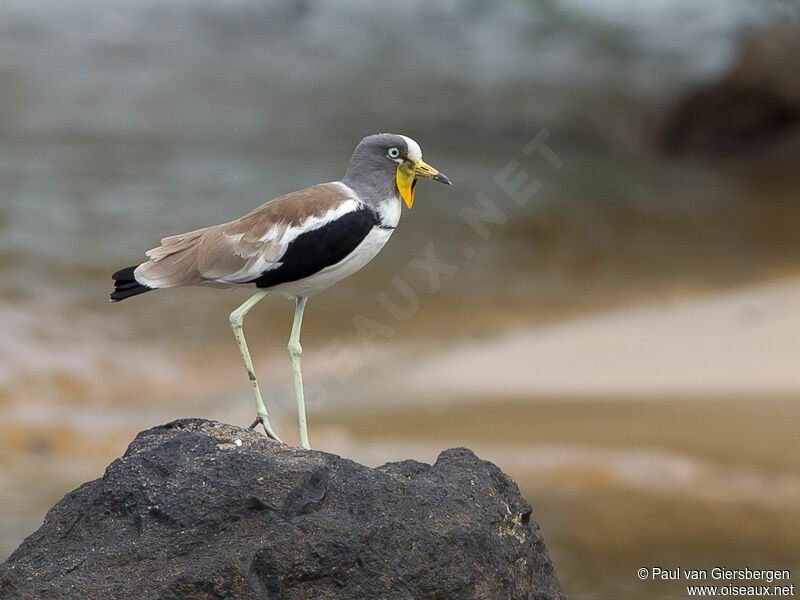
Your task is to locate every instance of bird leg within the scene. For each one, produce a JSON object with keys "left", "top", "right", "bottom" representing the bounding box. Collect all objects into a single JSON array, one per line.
[
  {"left": 228, "top": 290, "right": 283, "bottom": 443},
  {"left": 288, "top": 296, "right": 310, "bottom": 449}
]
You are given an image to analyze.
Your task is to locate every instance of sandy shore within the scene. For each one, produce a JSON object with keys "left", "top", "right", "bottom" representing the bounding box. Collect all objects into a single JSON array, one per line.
[{"left": 368, "top": 278, "right": 800, "bottom": 403}]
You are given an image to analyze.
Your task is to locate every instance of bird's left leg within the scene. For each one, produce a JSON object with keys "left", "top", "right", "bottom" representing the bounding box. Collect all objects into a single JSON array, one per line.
[
  {"left": 288, "top": 296, "right": 310, "bottom": 449},
  {"left": 229, "top": 290, "right": 283, "bottom": 443}
]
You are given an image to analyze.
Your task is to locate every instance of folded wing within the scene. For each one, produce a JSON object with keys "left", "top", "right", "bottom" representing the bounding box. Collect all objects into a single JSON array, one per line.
[{"left": 134, "top": 182, "right": 363, "bottom": 289}]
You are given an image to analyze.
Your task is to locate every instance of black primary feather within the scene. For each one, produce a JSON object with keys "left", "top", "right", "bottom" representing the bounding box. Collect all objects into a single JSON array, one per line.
[{"left": 110, "top": 265, "right": 152, "bottom": 302}]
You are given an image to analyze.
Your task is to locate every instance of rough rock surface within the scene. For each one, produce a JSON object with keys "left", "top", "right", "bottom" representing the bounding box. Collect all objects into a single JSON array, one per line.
[
  {"left": 658, "top": 25, "right": 800, "bottom": 158},
  {"left": 0, "top": 419, "right": 564, "bottom": 600}
]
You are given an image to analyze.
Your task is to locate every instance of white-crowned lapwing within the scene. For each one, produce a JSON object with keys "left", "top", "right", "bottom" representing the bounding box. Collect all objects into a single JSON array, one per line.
[{"left": 110, "top": 133, "right": 451, "bottom": 449}]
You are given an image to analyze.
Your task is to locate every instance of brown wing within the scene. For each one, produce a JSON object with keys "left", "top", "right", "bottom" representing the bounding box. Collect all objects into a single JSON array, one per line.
[{"left": 134, "top": 182, "right": 359, "bottom": 288}]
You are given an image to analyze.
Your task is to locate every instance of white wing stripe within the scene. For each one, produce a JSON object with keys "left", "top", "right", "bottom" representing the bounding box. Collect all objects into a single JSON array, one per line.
[
  {"left": 262, "top": 198, "right": 361, "bottom": 246},
  {"left": 217, "top": 254, "right": 278, "bottom": 284},
  {"left": 223, "top": 191, "right": 364, "bottom": 284}
]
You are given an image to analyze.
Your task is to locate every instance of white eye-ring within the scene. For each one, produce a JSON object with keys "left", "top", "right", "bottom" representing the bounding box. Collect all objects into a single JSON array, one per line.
[{"left": 387, "top": 147, "right": 401, "bottom": 159}]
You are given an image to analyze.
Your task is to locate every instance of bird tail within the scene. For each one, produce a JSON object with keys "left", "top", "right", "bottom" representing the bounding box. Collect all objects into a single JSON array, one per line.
[{"left": 110, "top": 265, "right": 153, "bottom": 302}]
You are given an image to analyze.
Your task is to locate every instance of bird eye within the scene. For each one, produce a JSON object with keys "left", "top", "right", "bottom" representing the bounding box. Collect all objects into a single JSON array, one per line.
[{"left": 387, "top": 147, "right": 401, "bottom": 159}]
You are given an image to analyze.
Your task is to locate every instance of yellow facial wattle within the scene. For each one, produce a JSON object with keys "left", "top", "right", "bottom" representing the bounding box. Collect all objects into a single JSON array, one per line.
[{"left": 396, "top": 161, "right": 416, "bottom": 208}]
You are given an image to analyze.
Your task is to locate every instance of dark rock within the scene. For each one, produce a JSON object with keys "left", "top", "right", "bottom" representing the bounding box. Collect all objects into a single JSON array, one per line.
[
  {"left": 657, "top": 25, "right": 800, "bottom": 159},
  {"left": 0, "top": 419, "right": 564, "bottom": 599}
]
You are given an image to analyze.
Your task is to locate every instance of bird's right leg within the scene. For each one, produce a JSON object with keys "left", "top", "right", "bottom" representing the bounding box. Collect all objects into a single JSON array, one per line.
[{"left": 229, "top": 290, "right": 283, "bottom": 443}]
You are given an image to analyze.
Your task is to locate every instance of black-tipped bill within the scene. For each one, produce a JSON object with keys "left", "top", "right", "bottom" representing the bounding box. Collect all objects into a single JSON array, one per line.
[
  {"left": 414, "top": 159, "right": 452, "bottom": 186},
  {"left": 431, "top": 171, "right": 452, "bottom": 186},
  {"left": 398, "top": 158, "right": 452, "bottom": 208}
]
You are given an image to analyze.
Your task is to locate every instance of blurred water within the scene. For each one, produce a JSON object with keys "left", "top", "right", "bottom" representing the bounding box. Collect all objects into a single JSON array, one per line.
[
  {"left": 1, "top": 1, "right": 799, "bottom": 597},
  {"left": 2, "top": 0, "right": 797, "bottom": 327}
]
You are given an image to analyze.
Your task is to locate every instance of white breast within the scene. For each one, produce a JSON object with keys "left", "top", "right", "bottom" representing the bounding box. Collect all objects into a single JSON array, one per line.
[{"left": 377, "top": 195, "right": 402, "bottom": 229}]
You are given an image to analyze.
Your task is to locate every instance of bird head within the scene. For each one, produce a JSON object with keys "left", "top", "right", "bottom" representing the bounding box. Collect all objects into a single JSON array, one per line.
[{"left": 344, "top": 133, "right": 452, "bottom": 208}]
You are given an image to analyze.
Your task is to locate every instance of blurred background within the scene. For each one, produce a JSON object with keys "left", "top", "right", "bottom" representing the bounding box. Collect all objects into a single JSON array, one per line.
[{"left": 1, "top": 1, "right": 799, "bottom": 597}]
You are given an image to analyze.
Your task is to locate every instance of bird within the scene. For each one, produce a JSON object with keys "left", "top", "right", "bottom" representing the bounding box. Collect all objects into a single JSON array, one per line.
[{"left": 110, "top": 133, "right": 452, "bottom": 449}]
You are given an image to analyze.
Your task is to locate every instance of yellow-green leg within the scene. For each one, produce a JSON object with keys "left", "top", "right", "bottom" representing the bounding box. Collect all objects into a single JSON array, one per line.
[
  {"left": 229, "top": 290, "right": 283, "bottom": 443},
  {"left": 288, "top": 296, "right": 310, "bottom": 449}
]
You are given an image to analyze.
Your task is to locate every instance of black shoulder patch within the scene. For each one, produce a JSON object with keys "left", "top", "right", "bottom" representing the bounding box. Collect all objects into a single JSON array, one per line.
[{"left": 250, "top": 206, "right": 378, "bottom": 289}]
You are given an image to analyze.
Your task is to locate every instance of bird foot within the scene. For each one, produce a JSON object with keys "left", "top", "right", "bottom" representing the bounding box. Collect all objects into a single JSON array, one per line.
[{"left": 249, "top": 417, "right": 284, "bottom": 444}]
